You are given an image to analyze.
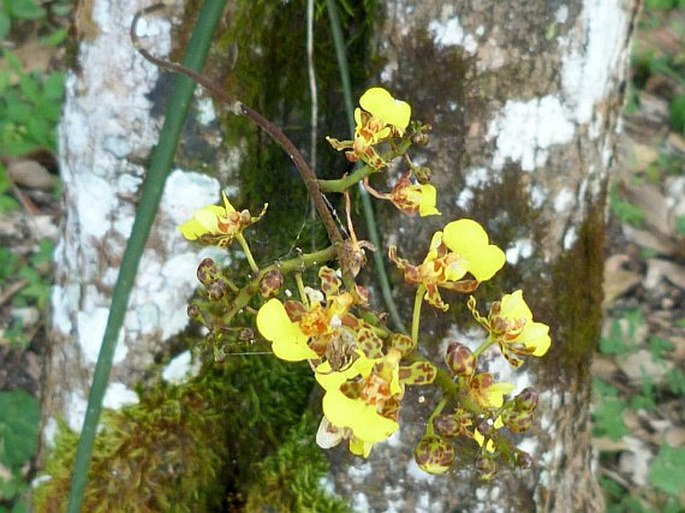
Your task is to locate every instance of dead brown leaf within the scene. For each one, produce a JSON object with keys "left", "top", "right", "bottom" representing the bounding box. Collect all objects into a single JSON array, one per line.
[{"left": 603, "top": 254, "right": 642, "bottom": 306}]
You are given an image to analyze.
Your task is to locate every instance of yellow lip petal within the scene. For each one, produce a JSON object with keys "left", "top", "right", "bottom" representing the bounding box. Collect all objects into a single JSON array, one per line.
[
  {"left": 323, "top": 389, "right": 399, "bottom": 442},
  {"left": 359, "top": 87, "right": 411, "bottom": 131},
  {"left": 256, "top": 298, "right": 317, "bottom": 362},
  {"left": 442, "top": 219, "right": 505, "bottom": 281}
]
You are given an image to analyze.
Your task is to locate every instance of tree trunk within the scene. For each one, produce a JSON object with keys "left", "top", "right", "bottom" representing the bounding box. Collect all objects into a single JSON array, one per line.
[
  {"left": 43, "top": 0, "right": 227, "bottom": 442},
  {"left": 324, "top": 1, "right": 639, "bottom": 512},
  {"left": 43, "top": 0, "right": 639, "bottom": 511}
]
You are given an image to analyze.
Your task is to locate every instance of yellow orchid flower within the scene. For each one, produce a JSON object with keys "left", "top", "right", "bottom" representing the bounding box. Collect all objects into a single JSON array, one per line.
[
  {"left": 356, "top": 86, "right": 411, "bottom": 137},
  {"left": 472, "top": 416, "right": 504, "bottom": 453},
  {"left": 389, "top": 219, "right": 505, "bottom": 310},
  {"left": 256, "top": 298, "right": 318, "bottom": 362},
  {"left": 488, "top": 290, "right": 552, "bottom": 367},
  {"left": 469, "top": 373, "right": 514, "bottom": 409},
  {"left": 316, "top": 357, "right": 400, "bottom": 444},
  {"left": 178, "top": 191, "right": 267, "bottom": 248},
  {"left": 365, "top": 173, "right": 441, "bottom": 217},
  {"left": 327, "top": 87, "right": 411, "bottom": 169}
]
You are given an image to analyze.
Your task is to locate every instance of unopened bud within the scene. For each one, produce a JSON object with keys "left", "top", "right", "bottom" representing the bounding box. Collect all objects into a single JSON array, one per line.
[
  {"left": 475, "top": 456, "right": 497, "bottom": 480},
  {"left": 445, "top": 342, "right": 476, "bottom": 377},
  {"left": 206, "top": 280, "right": 227, "bottom": 301},
  {"left": 197, "top": 257, "right": 218, "bottom": 286},
  {"left": 414, "top": 435, "right": 455, "bottom": 475},
  {"left": 414, "top": 166, "right": 432, "bottom": 184},
  {"left": 513, "top": 449, "right": 533, "bottom": 469},
  {"left": 503, "top": 410, "right": 534, "bottom": 434},
  {"left": 239, "top": 328, "right": 255, "bottom": 341},
  {"left": 433, "top": 414, "right": 460, "bottom": 438},
  {"left": 514, "top": 387, "right": 539, "bottom": 413},
  {"left": 259, "top": 269, "right": 284, "bottom": 298},
  {"left": 187, "top": 303, "right": 201, "bottom": 321},
  {"left": 390, "top": 334, "right": 415, "bottom": 355},
  {"left": 411, "top": 125, "right": 431, "bottom": 146}
]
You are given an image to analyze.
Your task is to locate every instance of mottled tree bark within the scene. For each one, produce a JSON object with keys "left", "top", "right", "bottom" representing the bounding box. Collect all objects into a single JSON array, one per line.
[
  {"left": 324, "top": 1, "right": 639, "bottom": 512},
  {"left": 42, "top": 0, "right": 229, "bottom": 444},
  {"left": 45, "top": 1, "right": 639, "bottom": 512}
]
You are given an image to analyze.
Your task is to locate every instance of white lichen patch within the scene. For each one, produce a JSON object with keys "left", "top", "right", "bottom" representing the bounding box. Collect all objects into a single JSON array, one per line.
[
  {"left": 456, "top": 167, "right": 494, "bottom": 209},
  {"left": 555, "top": 5, "right": 569, "bottom": 24},
  {"left": 42, "top": 417, "right": 59, "bottom": 449},
  {"left": 563, "top": 225, "right": 578, "bottom": 249},
  {"left": 103, "top": 382, "right": 139, "bottom": 409},
  {"left": 348, "top": 462, "right": 373, "bottom": 483},
  {"left": 66, "top": 390, "right": 88, "bottom": 433},
  {"left": 196, "top": 96, "right": 217, "bottom": 126},
  {"left": 407, "top": 459, "right": 435, "bottom": 483},
  {"left": 352, "top": 492, "right": 370, "bottom": 513},
  {"left": 77, "top": 307, "right": 128, "bottom": 365},
  {"left": 505, "top": 238, "right": 534, "bottom": 265},
  {"left": 554, "top": 187, "right": 575, "bottom": 213},
  {"left": 428, "top": 5, "right": 478, "bottom": 55},
  {"left": 561, "top": 0, "right": 632, "bottom": 132},
  {"left": 488, "top": 96, "right": 575, "bottom": 171},
  {"left": 162, "top": 350, "right": 197, "bottom": 384}
]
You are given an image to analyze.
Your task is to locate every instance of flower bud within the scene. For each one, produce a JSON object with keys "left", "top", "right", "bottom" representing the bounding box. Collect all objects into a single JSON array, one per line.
[
  {"left": 206, "top": 280, "right": 227, "bottom": 301},
  {"left": 445, "top": 342, "right": 476, "bottom": 377},
  {"left": 433, "top": 414, "right": 460, "bottom": 438},
  {"left": 411, "top": 125, "right": 431, "bottom": 146},
  {"left": 513, "top": 449, "right": 533, "bottom": 469},
  {"left": 390, "top": 333, "right": 415, "bottom": 355},
  {"left": 503, "top": 410, "right": 534, "bottom": 434},
  {"left": 475, "top": 456, "right": 497, "bottom": 480},
  {"left": 239, "top": 328, "right": 255, "bottom": 341},
  {"left": 187, "top": 303, "right": 201, "bottom": 321},
  {"left": 414, "top": 435, "right": 455, "bottom": 475},
  {"left": 259, "top": 269, "right": 284, "bottom": 298},
  {"left": 413, "top": 166, "right": 432, "bottom": 184},
  {"left": 196, "top": 257, "right": 218, "bottom": 286},
  {"left": 514, "top": 387, "right": 539, "bottom": 413}
]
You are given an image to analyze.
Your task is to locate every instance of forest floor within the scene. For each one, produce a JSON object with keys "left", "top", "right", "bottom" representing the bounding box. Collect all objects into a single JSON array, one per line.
[{"left": 0, "top": 2, "right": 684, "bottom": 513}]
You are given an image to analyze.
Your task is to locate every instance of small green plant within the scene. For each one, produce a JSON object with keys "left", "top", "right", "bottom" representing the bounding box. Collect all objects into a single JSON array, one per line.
[
  {"left": 0, "top": 390, "right": 40, "bottom": 512},
  {"left": 609, "top": 184, "right": 645, "bottom": 228},
  {"left": 0, "top": 52, "right": 65, "bottom": 156},
  {"left": 599, "top": 309, "right": 644, "bottom": 356},
  {"left": 0, "top": 239, "right": 54, "bottom": 347},
  {"left": 592, "top": 378, "right": 629, "bottom": 440},
  {"left": 649, "top": 444, "right": 685, "bottom": 498}
]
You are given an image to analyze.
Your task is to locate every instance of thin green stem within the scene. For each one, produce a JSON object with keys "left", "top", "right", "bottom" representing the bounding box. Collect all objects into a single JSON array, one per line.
[
  {"left": 324, "top": 0, "right": 407, "bottom": 333},
  {"left": 225, "top": 245, "right": 337, "bottom": 326},
  {"left": 472, "top": 335, "right": 497, "bottom": 361},
  {"left": 294, "top": 272, "right": 308, "bottom": 305},
  {"left": 66, "top": 2, "right": 226, "bottom": 512},
  {"left": 411, "top": 285, "right": 425, "bottom": 346},
  {"left": 236, "top": 233, "right": 259, "bottom": 274},
  {"left": 425, "top": 398, "right": 447, "bottom": 436}
]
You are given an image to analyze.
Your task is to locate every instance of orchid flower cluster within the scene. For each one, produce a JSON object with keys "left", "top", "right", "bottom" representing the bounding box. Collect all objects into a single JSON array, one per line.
[{"left": 179, "top": 87, "right": 551, "bottom": 477}]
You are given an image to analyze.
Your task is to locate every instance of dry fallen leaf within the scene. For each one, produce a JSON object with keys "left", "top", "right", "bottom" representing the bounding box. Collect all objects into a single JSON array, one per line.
[
  {"left": 5, "top": 158, "right": 57, "bottom": 190},
  {"left": 645, "top": 259, "right": 685, "bottom": 290},
  {"left": 617, "top": 349, "right": 674, "bottom": 385},
  {"left": 603, "top": 254, "right": 642, "bottom": 306}
]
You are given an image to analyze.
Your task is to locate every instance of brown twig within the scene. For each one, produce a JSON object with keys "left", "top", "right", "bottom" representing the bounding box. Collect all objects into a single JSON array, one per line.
[{"left": 131, "top": 5, "right": 344, "bottom": 253}]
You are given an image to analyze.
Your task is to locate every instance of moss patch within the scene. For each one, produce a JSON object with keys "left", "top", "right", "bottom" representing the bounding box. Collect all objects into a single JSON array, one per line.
[{"left": 34, "top": 353, "right": 333, "bottom": 512}]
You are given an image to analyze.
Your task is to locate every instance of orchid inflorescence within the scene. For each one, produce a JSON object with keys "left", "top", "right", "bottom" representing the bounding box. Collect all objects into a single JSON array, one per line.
[{"left": 179, "top": 87, "right": 551, "bottom": 478}]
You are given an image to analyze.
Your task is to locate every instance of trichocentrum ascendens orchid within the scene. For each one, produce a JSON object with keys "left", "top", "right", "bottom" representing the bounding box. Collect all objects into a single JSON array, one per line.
[
  {"left": 326, "top": 86, "right": 411, "bottom": 169},
  {"left": 390, "top": 218, "right": 506, "bottom": 311}
]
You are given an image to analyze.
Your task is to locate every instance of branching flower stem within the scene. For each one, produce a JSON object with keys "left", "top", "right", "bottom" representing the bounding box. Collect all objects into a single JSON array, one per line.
[
  {"left": 132, "top": 8, "right": 344, "bottom": 263},
  {"left": 225, "top": 245, "right": 337, "bottom": 327}
]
